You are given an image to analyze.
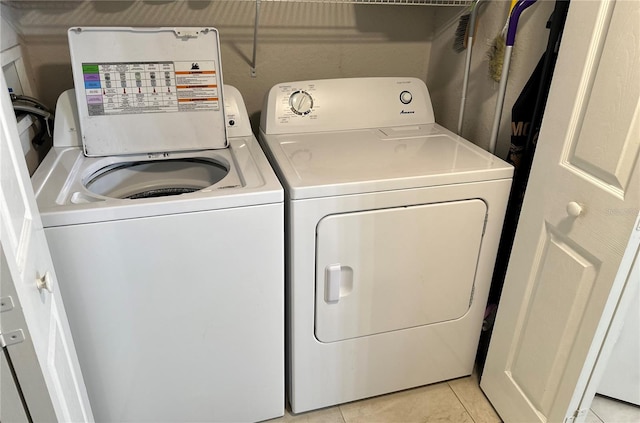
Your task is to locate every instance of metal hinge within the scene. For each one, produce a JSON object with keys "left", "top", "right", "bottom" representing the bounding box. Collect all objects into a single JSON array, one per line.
[
  {"left": 0, "top": 329, "right": 25, "bottom": 348},
  {"left": 1, "top": 296, "right": 25, "bottom": 347},
  {"left": 564, "top": 408, "right": 588, "bottom": 423},
  {"left": 0, "top": 296, "right": 14, "bottom": 312},
  {"left": 173, "top": 28, "right": 205, "bottom": 38}
]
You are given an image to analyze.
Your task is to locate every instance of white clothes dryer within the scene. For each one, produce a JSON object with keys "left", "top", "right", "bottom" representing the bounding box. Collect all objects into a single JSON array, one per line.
[
  {"left": 31, "top": 27, "right": 284, "bottom": 422},
  {"left": 259, "top": 77, "right": 514, "bottom": 413}
]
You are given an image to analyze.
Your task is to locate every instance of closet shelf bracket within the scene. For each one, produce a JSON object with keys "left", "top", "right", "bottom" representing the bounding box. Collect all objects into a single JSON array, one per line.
[{"left": 251, "top": 0, "right": 261, "bottom": 77}]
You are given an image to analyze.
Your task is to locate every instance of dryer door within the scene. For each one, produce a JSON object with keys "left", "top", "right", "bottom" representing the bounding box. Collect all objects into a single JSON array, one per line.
[{"left": 315, "top": 199, "right": 487, "bottom": 343}]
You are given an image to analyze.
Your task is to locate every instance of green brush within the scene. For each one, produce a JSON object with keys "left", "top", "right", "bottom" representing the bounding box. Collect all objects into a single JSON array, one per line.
[
  {"left": 488, "top": 31, "right": 506, "bottom": 82},
  {"left": 488, "top": 0, "right": 518, "bottom": 82}
]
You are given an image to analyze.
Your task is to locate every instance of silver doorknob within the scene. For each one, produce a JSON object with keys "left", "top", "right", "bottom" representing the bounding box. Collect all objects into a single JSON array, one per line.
[
  {"left": 566, "top": 202, "right": 583, "bottom": 217},
  {"left": 36, "top": 272, "right": 53, "bottom": 293}
]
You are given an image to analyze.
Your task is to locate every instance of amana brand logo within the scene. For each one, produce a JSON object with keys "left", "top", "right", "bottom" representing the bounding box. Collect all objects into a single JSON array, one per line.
[{"left": 400, "top": 110, "right": 415, "bottom": 114}]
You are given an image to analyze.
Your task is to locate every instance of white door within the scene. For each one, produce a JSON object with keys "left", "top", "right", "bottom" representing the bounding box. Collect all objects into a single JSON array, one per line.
[
  {"left": 0, "top": 72, "right": 94, "bottom": 421},
  {"left": 481, "top": 1, "right": 640, "bottom": 422}
]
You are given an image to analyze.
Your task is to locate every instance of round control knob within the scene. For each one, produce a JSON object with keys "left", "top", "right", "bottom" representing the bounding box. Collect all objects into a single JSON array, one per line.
[
  {"left": 566, "top": 201, "right": 583, "bottom": 217},
  {"left": 289, "top": 90, "right": 314, "bottom": 115},
  {"left": 400, "top": 90, "right": 412, "bottom": 105}
]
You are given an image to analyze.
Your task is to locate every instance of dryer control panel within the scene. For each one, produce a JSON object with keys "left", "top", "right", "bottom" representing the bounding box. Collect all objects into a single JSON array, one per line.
[{"left": 260, "top": 77, "right": 435, "bottom": 135}]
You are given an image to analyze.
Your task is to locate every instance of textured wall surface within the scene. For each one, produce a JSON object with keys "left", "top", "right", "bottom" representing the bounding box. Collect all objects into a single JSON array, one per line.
[{"left": 1, "top": 13, "right": 18, "bottom": 50}]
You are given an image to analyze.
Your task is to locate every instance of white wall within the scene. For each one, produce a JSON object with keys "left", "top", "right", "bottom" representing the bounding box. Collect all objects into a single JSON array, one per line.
[{"left": 1, "top": 13, "right": 18, "bottom": 50}]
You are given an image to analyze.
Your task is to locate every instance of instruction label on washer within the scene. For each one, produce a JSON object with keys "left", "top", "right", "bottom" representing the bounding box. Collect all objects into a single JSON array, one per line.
[{"left": 82, "top": 61, "right": 220, "bottom": 116}]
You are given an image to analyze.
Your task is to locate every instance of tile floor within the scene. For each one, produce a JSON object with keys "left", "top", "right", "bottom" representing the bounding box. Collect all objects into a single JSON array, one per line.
[
  {"left": 268, "top": 374, "right": 640, "bottom": 423},
  {"left": 269, "top": 372, "right": 500, "bottom": 423},
  {"left": 589, "top": 395, "right": 640, "bottom": 423}
]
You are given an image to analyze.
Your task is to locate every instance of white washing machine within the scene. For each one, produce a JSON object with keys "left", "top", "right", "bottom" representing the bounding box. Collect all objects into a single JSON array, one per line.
[
  {"left": 259, "top": 77, "right": 514, "bottom": 413},
  {"left": 30, "top": 27, "right": 284, "bottom": 422}
]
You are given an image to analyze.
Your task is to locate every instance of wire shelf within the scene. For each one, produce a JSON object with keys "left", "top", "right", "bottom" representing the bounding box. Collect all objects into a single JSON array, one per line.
[
  {"left": 257, "top": 0, "right": 470, "bottom": 5},
  {"left": 1, "top": 0, "right": 471, "bottom": 9}
]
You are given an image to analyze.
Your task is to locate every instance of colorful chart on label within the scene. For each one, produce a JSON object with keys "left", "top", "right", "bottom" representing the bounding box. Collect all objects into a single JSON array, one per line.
[{"left": 82, "top": 61, "right": 220, "bottom": 116}]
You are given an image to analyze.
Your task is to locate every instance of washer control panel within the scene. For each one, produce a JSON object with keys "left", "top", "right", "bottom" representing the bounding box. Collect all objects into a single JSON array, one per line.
[{"left": 261, "top": 77, "right": 435, "bottom": 135}]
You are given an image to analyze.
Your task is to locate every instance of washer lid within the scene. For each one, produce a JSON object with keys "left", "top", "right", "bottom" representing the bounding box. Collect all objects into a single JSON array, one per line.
[
  {"left": 68, "top": 27, "right": 227, "bottom": 157},
  {"left": 262, "top": 123, "right": 514, "bottom": 199}
]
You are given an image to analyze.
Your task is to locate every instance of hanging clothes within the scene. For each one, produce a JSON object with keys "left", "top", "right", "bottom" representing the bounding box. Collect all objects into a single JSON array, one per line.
[{"left": 507, "top": 54, "right": 545, "bottom": 175}]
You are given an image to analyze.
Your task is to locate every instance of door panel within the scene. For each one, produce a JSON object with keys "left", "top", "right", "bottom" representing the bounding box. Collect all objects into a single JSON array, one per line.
[
  {"left": 568, "top": 2, "right": 639, "bottom": 192},
  {"left": 315, "top": 199, "right": 487, "bottom": 343},
  {"left": 481, "top": 1, "right": 640, "bottom": 422},
  {"left": 0, "top": 73, "right": 93, "bottom": 420},
  {"left": 0, "top": 123, "right": 30, "bottom": 272},
  {"left": 509, "top": 228, "right": 599, "bottom": 417}
]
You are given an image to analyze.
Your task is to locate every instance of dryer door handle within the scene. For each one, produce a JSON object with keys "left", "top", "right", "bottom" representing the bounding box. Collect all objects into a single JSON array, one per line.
[{"left": 325, "top": 264, "right": 342, "bottom": 303}]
